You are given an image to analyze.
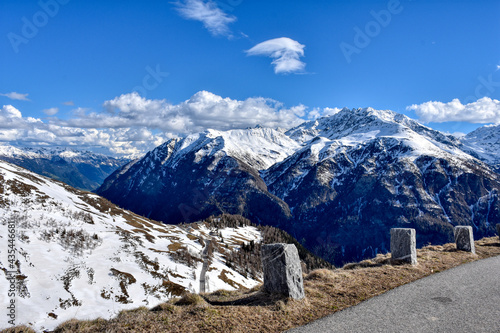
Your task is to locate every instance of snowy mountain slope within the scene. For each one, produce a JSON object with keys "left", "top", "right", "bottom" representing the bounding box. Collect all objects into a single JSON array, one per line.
[
  {"left": 267, "top": 108, "right": 480, "bottom": 190},
  {"left": 97, "top": 128, "right": 294, "bottom": 227},
  {"left": 97, "top": 108, "right": 500, "bottom": 265},
  {"left": 166, "top": 127, "right": 300, "bottom": 171},
  {"left": 462, "top": 124, "right": 500, "bottom": 171},
  {"left": 0, "top": 160, "right": 263, "bottom": 332},
  {"left": 0, "top": 144, "right": 129, "bottom": 191},
  {"left": 286, "top": 108, "right": 462, "bottom": 150}
]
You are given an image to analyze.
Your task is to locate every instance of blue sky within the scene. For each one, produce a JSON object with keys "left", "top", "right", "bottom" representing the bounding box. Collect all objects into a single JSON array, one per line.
[{"left": 1, "top": 0, "right": 499, "bottom": 156}]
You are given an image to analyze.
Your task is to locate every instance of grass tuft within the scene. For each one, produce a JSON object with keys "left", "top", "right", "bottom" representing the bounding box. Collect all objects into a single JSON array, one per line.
[
  {"left": 1, "top": 326, "right": 37, "bottom": 333},
  {"left": 175, "top": 293, "right": 209, "bottom": 307}
]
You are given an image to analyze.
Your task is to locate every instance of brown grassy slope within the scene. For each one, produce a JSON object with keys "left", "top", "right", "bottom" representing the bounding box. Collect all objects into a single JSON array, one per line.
[{"left": 5, "top": 237, "right": 500, "bottom": 333}]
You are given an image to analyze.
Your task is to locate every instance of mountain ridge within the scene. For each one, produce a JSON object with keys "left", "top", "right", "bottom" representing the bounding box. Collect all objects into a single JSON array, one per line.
[{"left": 96, "top": 108, "right": 500, "bottom": 264}]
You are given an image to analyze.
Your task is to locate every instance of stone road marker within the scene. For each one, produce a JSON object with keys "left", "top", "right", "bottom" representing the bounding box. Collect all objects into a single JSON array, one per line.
[
  {"left": 390, "top": 228, "right": 417, "bottom": 265},
  {"left": 454, "top": 226, "right": 475, "bottom": 254},
  {"left": 261, "top": 243, "right": 305, "bottom": 300}
]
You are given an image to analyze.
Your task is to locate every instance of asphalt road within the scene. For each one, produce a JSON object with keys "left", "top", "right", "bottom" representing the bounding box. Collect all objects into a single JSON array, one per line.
[
  {"left": 199, "top": 239, "right": 210, "bottom": 293},
  {"left": 288, "top": 255, "right": 500, "bottom": 333}
]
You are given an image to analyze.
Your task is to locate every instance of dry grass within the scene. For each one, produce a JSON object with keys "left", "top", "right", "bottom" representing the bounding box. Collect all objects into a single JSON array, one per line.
[
  {"left": 7, "top": 237, "right": 500, "bottom": 333},
  {"left": 175, "top": 293, "right": 209, "bottom": 307},
  {"left": 168, "top": 242, "right": 183, "bottom": 251},
  {"left": 163, "top": 280, "right": 187, "bottom": 297},
  {"left": 217, "top": 270, "right": 246, "bottom": 290},
  {"left": 187, "top": 234, "right": 199, "bottom": 241}
]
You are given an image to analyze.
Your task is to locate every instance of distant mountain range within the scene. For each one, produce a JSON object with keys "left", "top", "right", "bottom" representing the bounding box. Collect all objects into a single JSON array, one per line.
[
  {"left": 97, "top": 108, "right": 500, "bottom": 265},
  {"left": 0, "top": 145, "right": 129, "bottom": 191}
]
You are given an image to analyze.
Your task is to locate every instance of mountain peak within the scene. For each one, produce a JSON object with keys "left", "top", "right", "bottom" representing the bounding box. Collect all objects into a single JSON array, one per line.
[{"left": 463, "top": 123, "right": 500, "bottom": 168}]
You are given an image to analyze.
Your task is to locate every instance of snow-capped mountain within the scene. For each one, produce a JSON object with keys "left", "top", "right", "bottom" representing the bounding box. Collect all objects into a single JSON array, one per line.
[
  {"left": 0, "top": 144, "right": 129, "bottom": 191},
  {"left": 265, "top": 108, "right": 500, "bottom": 263},
  {"left": 97, "top": 128, "right": 295, "bottom": 227},
  {"left": 0, "top": 160, "right": 265, "bottom": 332},
  {"left": 462, "top": 124, "right": 500, "bottom": 172},
  {"left": 97, "top": 108, "right": 500, "bottom": 265}
]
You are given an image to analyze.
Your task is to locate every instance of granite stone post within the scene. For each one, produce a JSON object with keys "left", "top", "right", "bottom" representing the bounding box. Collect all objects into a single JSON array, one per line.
[
  {"left": 261, "top": 243, "right": 305, "bottom": 300},
  {"left": 390, "top": 228, "right": 417, "bottom": 265},
  {"left": 454, "top": 226, "right": 475, "bottom": 254}
]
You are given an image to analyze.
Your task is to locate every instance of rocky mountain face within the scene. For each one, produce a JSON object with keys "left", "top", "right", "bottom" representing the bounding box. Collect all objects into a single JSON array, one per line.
[
  {"left": 266, "top": 109, "right": 500, "bottom": 264},
  {"left": 0, "top": 160, "right": 267, "bottom": 331},
  {"left": 97, "top": 128, "right": 297, "bottom": 227},
  {"left": 0, "top": 145, "right": 128, "bottom": 191},
  {"left": 97, "top": 108, "right": 500, "bottom": 265}
]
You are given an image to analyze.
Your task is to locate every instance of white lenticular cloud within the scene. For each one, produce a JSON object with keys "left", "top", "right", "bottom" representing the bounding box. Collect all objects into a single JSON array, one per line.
[
  {"left": 0, "top": 92, "right": 30, "bottom": 101},
  {"left": 407, "top": 97, "right": 500, "bottom": 124},
  {"left": 246, "top": 37, "right": 306, "bottom": 74},
  {"left": 43, "top": 107, "right": 59, "bottom": 116},
  {"left": 173, "top": 0, "right": 236, "bottom": 37}
]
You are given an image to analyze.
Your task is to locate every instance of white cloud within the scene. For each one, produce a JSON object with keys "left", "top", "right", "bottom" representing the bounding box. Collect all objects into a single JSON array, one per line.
[
  {"left": 0, "top": 92, "right": 337, "bottom": 157},
  {"left": 0, "top": 104, "right": 169, "bottom": 158},
  {"left": 307, "top": 107, "right": 342, "bottom": 120},
  {"left": 450, "top": 132, "right": 466, "bottom": 138},
  {"left": 104, "top": 93, "right": 165, "bottom": 116},
  {"left": 246, "top": 37, "right": 306, "bottom": 74},
  {"left": 1, "top": 105, "right": 22, "bottom": 119},
  {"left": 62, "top": 101, "right": 74, "bottom": 106},
  {"left": 322, "top": 107, "right": 342, "bottom": 117},
  {"left": 43, "top": 107, "right": 59, "bottom": 116},
  {"left": 407, "top": 97, "right": 500, "bottom": 124},
  {"left": 0, "top": 105, "right": 38, "bottom": 130},
  {"left": 0, "top": 92, "right": 30, "bottom": 101},
  {"left": 58, "top": 91, "right": 307, "bottom": 134},
  {"left": 173, "top": 0, "right": 236, "bottom": 37}
]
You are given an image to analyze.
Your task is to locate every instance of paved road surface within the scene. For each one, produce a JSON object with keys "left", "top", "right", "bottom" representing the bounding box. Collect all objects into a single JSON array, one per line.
[
  {"left": 199, "top": 239, "right": 210, "bottom": 293},
  {"left": 288, "top": 255, "right": 500, "bottom": 333}
]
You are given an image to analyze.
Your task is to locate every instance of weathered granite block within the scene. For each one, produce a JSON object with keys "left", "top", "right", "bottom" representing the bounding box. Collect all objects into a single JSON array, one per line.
[
  {"left": 261, "top": 243, "right": 305, "bottom": 300},
  {"left": 497, "top": 224, "right": 500, "bottom": 240},
  {"left": 454, "top": 226, "right": 475, "bottom": 254},
  {"left": 390, "top": 228, "right": 417, "bottom": 265}
]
